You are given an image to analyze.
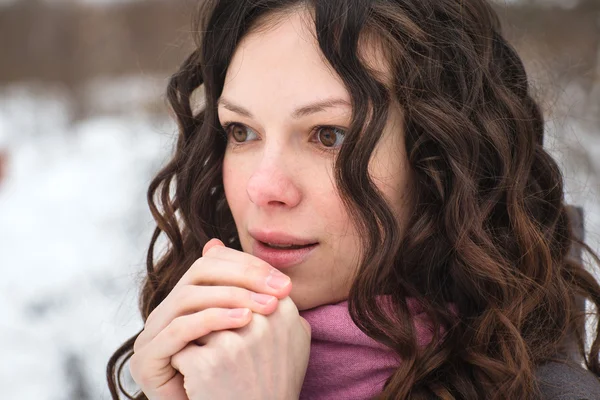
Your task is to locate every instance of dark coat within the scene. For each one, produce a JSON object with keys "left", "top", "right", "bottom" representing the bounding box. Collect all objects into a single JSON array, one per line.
[{"left": 537, "top": 360, "right": 600, "bottom": 400}]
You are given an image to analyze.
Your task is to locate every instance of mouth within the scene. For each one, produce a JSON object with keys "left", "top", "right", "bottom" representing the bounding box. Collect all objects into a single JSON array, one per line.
[
  {"left": 260, "top": 241, "right": 317, "bottom": 250},
  {"left": 252, "top": 240, "right": 319, "bottom": 269}
]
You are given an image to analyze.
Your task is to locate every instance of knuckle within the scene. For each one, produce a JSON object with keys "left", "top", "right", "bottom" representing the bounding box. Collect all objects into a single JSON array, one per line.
[
  {"left": 201, "top": 346, "right": 222, "bottom": 371},
  {"left": 184, "top": 258, "right": 212, "bottom": 287},
  {"left": 186, "top": 257, "right": 208, "bottom": 279},
  {"left": 204, "top": 244, "right": 225, "bottom": 258},
  {"left": 252, "top": 312, "right": 268, "bottom": 324},
  {"left": 173, "top": 284, "right": 194, "bottom": 304},
  {"left": 240, "top": 262, "right": 255, "bottom": 279},
  {"left": 250, "top": 312, "right": 269, "bottom": 331},
  {"left": 218, "top": 330, "right": 243, "bottom": 351},
  {"left": 189, "top": 256, "right": 205, "bottom": 272},
  {"left": 278, "top": 296, "right": 299, "bottom": 316},
  {"left": 133, "top": 333, "right": 143, "bottom": 353},
  {"left": 144, "top": 312, "right": 154, "bottom": 328},
  {"left": 246, "top": 259, "right": 271, "bottom": 277},
  {"left": 145, "top": 305, "right": 160, "bottom": 328},
  {"left": 285, "top": 296, "right": 298, "bottom": 310}
]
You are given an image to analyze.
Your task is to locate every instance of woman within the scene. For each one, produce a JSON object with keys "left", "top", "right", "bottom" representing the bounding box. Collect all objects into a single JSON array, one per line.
[{"left": 107, "top": 0, "right": 600, "bottom": 398}]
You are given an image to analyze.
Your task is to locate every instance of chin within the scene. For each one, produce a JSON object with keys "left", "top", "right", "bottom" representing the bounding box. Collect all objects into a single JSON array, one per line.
[{"left": 289, "top": 286, "right": 347, "bottom": 311}]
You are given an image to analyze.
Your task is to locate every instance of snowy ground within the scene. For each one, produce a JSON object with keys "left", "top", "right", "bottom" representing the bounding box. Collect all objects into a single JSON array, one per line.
[{"left": 0, "top": 76, "right": 598, "bottom": 399}]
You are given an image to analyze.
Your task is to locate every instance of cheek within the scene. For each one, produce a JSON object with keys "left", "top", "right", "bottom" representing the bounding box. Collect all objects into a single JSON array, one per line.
[
  {"left": 317, "top": 182, "right": 357, "bottom": 243},
  {"left": 222, "top": 157, "right": 248, "bottom": 215}
]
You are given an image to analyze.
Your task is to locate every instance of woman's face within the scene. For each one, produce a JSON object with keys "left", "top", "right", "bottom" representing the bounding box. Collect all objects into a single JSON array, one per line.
[{"left": 220, "top": 10, "right": 412, "bottom": 310}]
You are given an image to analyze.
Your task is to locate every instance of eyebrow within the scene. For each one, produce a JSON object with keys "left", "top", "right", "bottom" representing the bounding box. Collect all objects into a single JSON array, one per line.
[{"left": 217, "top": 97, "right": 351, "bottom": 119}]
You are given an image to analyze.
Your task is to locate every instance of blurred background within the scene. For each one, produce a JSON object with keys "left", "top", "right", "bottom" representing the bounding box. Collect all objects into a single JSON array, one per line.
[{"left": 0, "top": 0, "right": 598, "bottom": 399}]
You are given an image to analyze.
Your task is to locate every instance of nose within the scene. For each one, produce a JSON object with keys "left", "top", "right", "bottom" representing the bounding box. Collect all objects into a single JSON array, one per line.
[{"left": 246, "top": 153, "right": 302, "bottom": 208}]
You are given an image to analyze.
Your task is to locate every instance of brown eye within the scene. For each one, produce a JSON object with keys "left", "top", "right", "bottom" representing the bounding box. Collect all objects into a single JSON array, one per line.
[
  {"left": 317, "top": 126, "right": 346, "bottom": 148},
  {"left": 222, "top": 123, "right": 257, "bottom": 143},
  {"left": 231, "top": 124, "right": 247, "bottom": 142}
]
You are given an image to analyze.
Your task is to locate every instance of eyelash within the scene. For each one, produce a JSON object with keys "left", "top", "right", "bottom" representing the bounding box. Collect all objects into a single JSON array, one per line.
[{"left": 219, "top": 122, "right": 347, "bottom": 153}]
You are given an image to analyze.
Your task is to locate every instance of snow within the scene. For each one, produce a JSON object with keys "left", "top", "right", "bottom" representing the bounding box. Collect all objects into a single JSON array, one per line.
[
  {"left": 0, "top": 74, "right": 598, "bottom": 399},
  {"left": 0, "top": 80, "right": 175, "bottom": 399}
]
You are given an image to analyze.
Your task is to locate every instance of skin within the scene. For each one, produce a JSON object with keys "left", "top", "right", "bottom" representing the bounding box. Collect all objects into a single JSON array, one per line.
[
  {"left": 131, "top": 239, "right": 310, "bottom": 399},
  {"left": 130, "top": 9, "right": 412, "bottom": 400},
  {"left": 220, "top": 10, "right": 412, "bottom": 311}
]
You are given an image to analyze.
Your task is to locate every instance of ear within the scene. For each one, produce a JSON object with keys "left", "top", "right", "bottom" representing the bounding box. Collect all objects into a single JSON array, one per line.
[{"left": 202, "top": 238, "right": 226, "bottom": 256}]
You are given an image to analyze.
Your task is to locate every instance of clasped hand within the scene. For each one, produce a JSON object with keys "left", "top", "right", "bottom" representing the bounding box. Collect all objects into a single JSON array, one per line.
[{"left": 129, "top": 238, "right": 312, "bottom": 400}]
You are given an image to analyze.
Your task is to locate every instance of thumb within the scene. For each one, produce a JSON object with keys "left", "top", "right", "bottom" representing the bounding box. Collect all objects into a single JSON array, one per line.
[
  {"left": 202, "top": 238, "right": 226, "bottom": 256},
  {"left": 300, "top": 317, "right": 312, "bottom": 337}
]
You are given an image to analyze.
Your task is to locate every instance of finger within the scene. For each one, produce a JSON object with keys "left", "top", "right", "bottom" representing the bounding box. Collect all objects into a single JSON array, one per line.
[
  {"left": 202, "top": 238, "right": 225, "bottom": 256},
  {"left": 194, "top": 311, "right": 267, "bottom": 347},
  {"left": 140, "top": 307, "right": 251, "bottom": 363},
  {"left": 171, "top": 342, "right": 204, "bottom": 376},
  {"left": 132, "top": 308, "right": 251, "bottom": 397},
  {"left": 139, "top": 285, "right": 278, "bottom": 350},
  {"left": 269, "top": 296, "right": 310, "bottom": 336},
  {"left": 176, "top": 255, "right": 292, "bottom": 297},
  {"left": 129, "top": 354, "right": 187, "bottom": 400},
  {"left": 197, "top": 243, "right": 285, "bottom": 279}
]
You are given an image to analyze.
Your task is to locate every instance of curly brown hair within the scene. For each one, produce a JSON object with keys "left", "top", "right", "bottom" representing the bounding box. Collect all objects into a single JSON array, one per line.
[{"left": 107, "top": 0, "right": 600, "bottom": 398}]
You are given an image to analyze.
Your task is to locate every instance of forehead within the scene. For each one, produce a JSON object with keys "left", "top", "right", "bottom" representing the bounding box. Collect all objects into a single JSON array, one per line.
[
  {"left": 222, "top": 11, "right": 348, "bottom": 103},
  {"left": 221, "top": 9, "right": 392, "bottom": 103}
]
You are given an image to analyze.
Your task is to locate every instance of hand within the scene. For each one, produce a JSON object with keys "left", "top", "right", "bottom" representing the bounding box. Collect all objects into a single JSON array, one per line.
[
  {"left": 129, "top": 238, "right": 300, "bottom": 400},
  {"left": 171, "top": 296, "right": 311, "bottom": 400}
]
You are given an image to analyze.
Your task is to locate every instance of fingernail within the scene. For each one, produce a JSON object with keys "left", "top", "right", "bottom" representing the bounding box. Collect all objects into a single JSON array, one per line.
[
  {"left": 228, "top": 308, "right": 250, "bottom": 318},
  {"left": 266, "top": 271, "right": 291, "bottom": 290},
  {"left": 251, "top": 293, "right": 276, "bottom": 305}
]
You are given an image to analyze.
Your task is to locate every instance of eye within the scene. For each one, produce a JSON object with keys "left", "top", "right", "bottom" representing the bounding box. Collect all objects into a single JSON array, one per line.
[
  {"left": 221, "top": 122, "right": 258, "bottom": 143},
  {"left": 314, "top": 126, "right": 346, "bottom": 149},
  {"left": 220, "top": 122, "right": 346, "bottom": 151}
]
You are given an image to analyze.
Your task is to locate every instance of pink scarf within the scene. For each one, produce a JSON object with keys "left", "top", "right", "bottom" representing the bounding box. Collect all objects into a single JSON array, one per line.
[{"left": 298, "top": 298, "right": 441, "bottom": 400}]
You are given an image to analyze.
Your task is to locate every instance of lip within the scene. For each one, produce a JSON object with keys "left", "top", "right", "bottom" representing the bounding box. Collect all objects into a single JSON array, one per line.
[
  {"left": 251, "top": 240, "right": 318, "bottom": 269},
  {"left": 248, "top": 229, "right": 318, "bottom": 246}
]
